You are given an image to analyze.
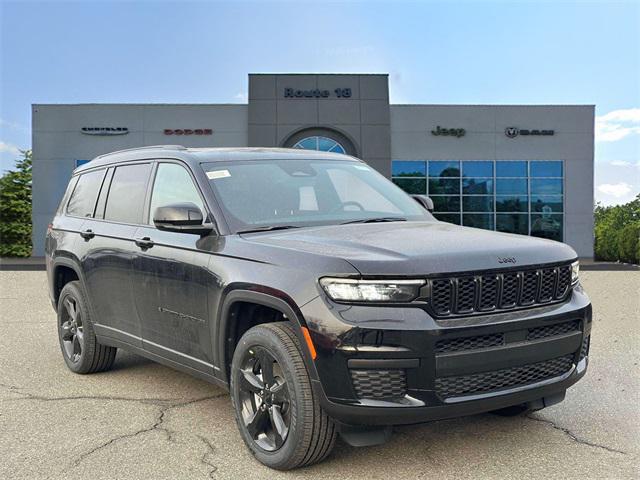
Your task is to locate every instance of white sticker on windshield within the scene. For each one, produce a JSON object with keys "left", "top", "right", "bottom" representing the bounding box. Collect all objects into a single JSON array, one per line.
[
  {"left": 207, "top": 170, "right": 231, "bottom": 180},
  {"left": 353, "top": 164, "right": 370, "bottom": 171}
]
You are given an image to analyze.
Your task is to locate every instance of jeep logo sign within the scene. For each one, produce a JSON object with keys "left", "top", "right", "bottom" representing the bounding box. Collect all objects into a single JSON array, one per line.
[
  {"left": 431, "top": 126, "right": 466, "bottom": 138},
  {"left": 505, "top": 127, "right": 554, "bottom": 138},
  {"left": 497, "top": 257, "right": 517, "bottom": 264}
]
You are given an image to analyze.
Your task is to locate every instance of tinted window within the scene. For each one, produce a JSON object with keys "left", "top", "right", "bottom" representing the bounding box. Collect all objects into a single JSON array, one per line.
[
  {"left": 392, "top": 178, "right": 426, "bottom": 194},
  {"left": 530, "top": 161, "right": 562, "bottom": 177},
  {"left": 429, "top": 161, "right": 460, "bottom": 177},
  {"left": 392, "top": 161, "right": 426, "bottom": 177},
  {"left": 496, "top": 178, "right": 528, "bottom": 195},
  {"left": 104, "top": 163, "right": 152, "bottom": 224},
  {"left": 531, "top": 178, "right": 563, "bottom": 195},
  {"left": 204, "top": 160, "right": 431, "bottom": 230},
  {"left": 94, "top": 168, "right": 114, "bottom": 220},
  {"left": 462, "top": 161, "right": 493, "bottom": 177},
  {"left": 463, "top": 178, "right": 493, "bottom": 194},
  {"left": 67, "top": 169, "right": 106, "bottom": 218},
  {"left": 496, "top": 161, "right": 527, "bottom": 177},
  {"left": 149, "top": 163, "right": 206, "bottom": 223}
]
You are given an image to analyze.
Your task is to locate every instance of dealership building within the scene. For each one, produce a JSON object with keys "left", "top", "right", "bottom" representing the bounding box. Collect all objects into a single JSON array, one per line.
[{"left": 32, "top": 73, "right": 595, "bottom": 257}]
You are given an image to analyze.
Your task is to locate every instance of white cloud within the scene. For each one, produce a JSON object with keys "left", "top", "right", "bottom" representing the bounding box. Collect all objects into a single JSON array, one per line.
[
  {"left": 233, "top": 92, "right": 248, "bottom": 103},
  {"left": 597, "top": 182, "right": 633, "bottom": 198},
  {"left": 0, "top": 141, "right": 21, "bottom": 156},
  {"left": 595, "top": 107, "right": 640, "bottom": 142}
]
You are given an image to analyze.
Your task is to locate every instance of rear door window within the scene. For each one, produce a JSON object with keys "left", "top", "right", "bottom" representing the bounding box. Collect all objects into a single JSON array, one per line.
[
  {"left": 66, "top": 169, "right": 106, "bottom": 218},
  {"left": 104, "top": 163, "right": 152, "bottom": 224}
]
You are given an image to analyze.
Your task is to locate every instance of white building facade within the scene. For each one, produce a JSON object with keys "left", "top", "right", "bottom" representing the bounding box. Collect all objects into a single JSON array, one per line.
[{"left": 32, "top": 74, "right": 594, "bottom": 257}]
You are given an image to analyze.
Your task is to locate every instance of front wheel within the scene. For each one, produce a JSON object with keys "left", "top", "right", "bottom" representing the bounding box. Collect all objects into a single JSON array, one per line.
[{"left": 230, "top": 322, "right": 336, "bottom": 470}]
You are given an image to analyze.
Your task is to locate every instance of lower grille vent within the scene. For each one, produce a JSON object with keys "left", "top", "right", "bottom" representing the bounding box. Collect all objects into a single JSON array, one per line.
[
  {"left": 435, "top": 333, "right": 504, "bottom": 354},
  {"left": 527, "top": 320, "right": 580, "bottom": 341},
  {"left": 350, "top": 369, "right": 407, "bottom": 399},
  {"left": 579, "top": 336, "right": 590, "bottom": 361},
  {"left": 435, "top": 355, "right": 574, "bottom": 398}
]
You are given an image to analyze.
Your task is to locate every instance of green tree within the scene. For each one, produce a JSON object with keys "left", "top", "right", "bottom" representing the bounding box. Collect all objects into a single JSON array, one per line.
[
  {"left": 594, "top": 193, "right": 640, "bottom": 264},
  {"left": 0, "top": 149, "right": 32, "bottom": 257}
]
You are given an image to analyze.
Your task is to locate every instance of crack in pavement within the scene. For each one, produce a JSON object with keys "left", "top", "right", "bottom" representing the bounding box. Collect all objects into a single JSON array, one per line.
[
  {"left": 197, "top": 434, "right": 218, "bottom": 478},
  {"left": 525, "top": 414, "right": 627, "bottom": 455},
  {"left": 0, "top": 382, "right": 229, "bottom": 477},
  {"left": 62, "top": 394, "right": 229, "bottom": 473}
]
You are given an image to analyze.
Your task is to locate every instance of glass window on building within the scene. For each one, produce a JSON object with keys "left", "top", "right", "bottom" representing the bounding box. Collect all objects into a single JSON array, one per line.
[
  {"left": 293, "top": 136, "right": 346, "bottom": 154},
  {"left": 392, "top": 160, "right": 564, "bottom": 241}
]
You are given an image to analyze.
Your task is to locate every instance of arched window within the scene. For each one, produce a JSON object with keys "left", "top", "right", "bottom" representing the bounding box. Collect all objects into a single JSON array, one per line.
[{"left": 292, "top": 136, "right": 346, "bottom": 154}]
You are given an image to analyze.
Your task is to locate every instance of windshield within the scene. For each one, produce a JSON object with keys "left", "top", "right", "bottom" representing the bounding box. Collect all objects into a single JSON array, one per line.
[{"left": 201, "top": 159, "right": 434, "bottom": 232}]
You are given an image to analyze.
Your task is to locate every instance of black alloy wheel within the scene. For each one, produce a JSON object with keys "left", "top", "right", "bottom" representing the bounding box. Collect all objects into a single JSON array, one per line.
[
  {"left": 230, "top": 322, "right": 337, "bottom": 470},
  {"left": 57, "top": 281, "right": 117, "bottom": 374},
  {"left": 60, "top": 296, "right": 84, "bottom": 363},
  {"left": 238, "top": 346, "right": 291, "bottom": 451}
]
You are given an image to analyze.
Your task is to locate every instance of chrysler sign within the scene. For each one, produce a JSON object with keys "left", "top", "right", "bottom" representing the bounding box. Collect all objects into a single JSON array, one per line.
[{"left": 81, "top": 127, "right": 129, "bottom": 135}]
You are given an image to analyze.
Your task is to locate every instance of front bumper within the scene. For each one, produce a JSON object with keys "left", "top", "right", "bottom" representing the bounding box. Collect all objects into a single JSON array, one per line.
[{"left": 300, "top": 285, "right": 591, "bottom": 426}]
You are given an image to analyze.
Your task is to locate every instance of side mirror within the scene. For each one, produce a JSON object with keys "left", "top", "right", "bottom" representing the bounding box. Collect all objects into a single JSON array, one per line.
[
  {"left": 153, "top": 202, "right": 214, "bottom": 235},
  {"left": 412, "top": 194, "right": 434, "bottom": 211}
]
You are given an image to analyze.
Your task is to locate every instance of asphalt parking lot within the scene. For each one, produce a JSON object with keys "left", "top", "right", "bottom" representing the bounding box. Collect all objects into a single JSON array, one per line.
[{"left": 1, "top": 269, "right": 638, "bottom": 479}]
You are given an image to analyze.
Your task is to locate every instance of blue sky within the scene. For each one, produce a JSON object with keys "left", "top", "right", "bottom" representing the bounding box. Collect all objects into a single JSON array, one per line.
[{"left": 1, "top": 0, "right": 638, "bottom": 205}]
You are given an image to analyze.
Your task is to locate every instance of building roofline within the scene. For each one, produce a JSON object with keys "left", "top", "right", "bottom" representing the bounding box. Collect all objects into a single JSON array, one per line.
[
  {"left": 249, "top": 72, "right": 388, "bottom": 76},
  {"left": 32, "top": 103, "right": 247, "bottom": 107},
  {"left": 391, "top": 103, "right": 596, "bottom": 107}
]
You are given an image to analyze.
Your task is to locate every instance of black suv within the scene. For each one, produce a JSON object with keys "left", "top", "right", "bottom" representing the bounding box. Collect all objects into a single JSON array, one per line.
[{"left": 46, "top": 146, "right": 591, "bottom": 469}]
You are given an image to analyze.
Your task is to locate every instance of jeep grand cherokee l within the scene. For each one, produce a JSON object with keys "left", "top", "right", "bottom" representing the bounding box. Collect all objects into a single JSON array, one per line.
[{"left": 46, "top": 146, "right": 591, "bottom": 470}]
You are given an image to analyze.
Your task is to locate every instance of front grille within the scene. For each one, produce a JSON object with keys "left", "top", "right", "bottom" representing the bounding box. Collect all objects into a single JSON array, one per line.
[
  {"left": 428, "top": 264, "right": 573, "bottom": 317},
  {"left": 435, "top": 333, "right": 504, "bottom": 354},
  {"left": 579, "top": 336, "right": 590, "bottom": 361},
  {"left": 350, "top": 369, "right": 407, "bottom": 399},
  {"left": 527, "top": 320, "right": 580, "bottom": 341},
  {"left": 435, "top": 355, "right": 574, "bottom": 398}
]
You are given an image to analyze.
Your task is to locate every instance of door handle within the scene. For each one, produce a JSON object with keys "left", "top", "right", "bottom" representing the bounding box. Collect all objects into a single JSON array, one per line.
[
  {"left": 80, "top": 229, "right": 95, "bottom": 240},
  {"left": 134, "top": 237, "right": 154, "bottom": 249}
]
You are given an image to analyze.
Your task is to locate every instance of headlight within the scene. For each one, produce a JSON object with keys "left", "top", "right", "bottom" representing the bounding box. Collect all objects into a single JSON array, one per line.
[
  {"left": 319, "top": 278, "right": 425, "bottom": 302},
  {"left": 571, "top": 260, "right": 580, "bottom": 285}
]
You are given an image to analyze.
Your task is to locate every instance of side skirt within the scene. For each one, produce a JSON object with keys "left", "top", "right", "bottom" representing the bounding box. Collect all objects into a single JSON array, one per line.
[{"left": 96, "top": 334, "right": 230, "bottom": 391}]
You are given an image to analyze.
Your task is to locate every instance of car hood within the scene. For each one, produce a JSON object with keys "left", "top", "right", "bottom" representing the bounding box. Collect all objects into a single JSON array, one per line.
[{"left": 240, "top": 221, "right": 577, "bottom": 276}]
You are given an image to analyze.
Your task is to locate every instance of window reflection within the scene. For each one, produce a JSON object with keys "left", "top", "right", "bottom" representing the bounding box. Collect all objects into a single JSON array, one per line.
[{"left": 391, "top": 160, "right": 564, "bottom": 240}]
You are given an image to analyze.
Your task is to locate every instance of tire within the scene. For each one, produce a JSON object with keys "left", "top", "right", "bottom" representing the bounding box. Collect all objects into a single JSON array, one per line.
[
  {"left": 57, "top": 281, "right": 117, "bottom": 374},
  {"left": 230, "top": 322, "right": 337, "bottom": 470}
]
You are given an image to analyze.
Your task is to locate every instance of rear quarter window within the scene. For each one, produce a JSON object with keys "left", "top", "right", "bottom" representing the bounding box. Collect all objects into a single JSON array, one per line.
[{"left": 66, "top": 169, "right": 106, "bottom": 218}]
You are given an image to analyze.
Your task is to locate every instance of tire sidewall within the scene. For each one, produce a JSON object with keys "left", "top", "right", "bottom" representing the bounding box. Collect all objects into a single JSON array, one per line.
[
  {"left": 57, "top": 281, "right": 96, "bottom": 373},
  {"left": 230, "top": 325, "right": 309, "bottom": 468}
]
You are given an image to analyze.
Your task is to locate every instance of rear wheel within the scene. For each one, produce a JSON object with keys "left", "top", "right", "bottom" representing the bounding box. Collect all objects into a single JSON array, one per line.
[
  {"left": 57, "top": 281, "right": 117, "bottom": 374},
  {"left": 230, "top": 322, "right": 336, "bottom": 470}
]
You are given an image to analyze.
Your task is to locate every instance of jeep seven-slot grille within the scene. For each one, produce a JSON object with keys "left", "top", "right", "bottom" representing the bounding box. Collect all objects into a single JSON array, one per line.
[
  {"left": 350, "top": 370, "right": 407, "bottom": 399},
  {"left": 429, "top": 264, "right": 572, "bottom": 317},
  {"left": 435, "top": 355, "right": 574, "bottom": 398}
]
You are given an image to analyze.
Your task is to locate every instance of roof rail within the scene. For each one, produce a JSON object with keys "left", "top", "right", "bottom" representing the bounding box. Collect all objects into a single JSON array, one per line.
[{"left": 94, "top": 145, "right": 187, "bottom": 159}]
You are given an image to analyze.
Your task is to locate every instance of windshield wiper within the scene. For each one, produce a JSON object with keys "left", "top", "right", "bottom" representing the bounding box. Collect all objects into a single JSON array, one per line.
[
  {"left": 237, "top": 225, "right": 302, "bottom": 234},
  {"left": 340, "top": 217, "right": 407, "bottom": 225}
]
